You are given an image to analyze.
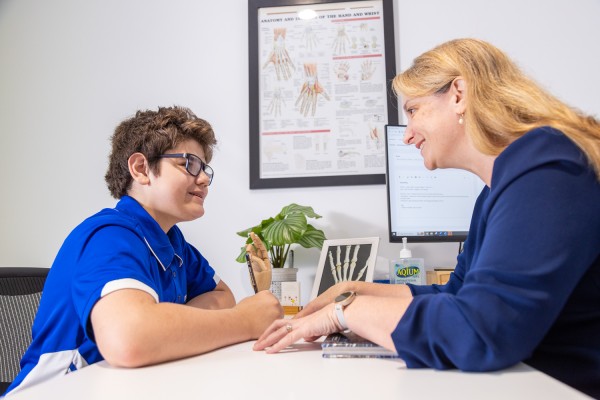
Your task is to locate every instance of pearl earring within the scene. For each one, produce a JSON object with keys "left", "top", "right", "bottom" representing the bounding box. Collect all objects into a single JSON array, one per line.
[{"left": 458, "top": 114, "right": 464, "bottom": 125}]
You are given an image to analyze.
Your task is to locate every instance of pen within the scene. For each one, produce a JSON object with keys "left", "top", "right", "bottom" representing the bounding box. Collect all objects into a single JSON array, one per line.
[{"left": 245, "top": 252, "right": 259, "bottom": 294}]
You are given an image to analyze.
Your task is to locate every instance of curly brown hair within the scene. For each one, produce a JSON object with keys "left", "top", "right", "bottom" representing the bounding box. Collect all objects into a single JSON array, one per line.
[{"left": 105, "top": 106, "right": 217, "bottom": 199}]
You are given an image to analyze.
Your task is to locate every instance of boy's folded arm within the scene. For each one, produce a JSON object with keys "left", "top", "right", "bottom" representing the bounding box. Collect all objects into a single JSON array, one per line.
[
  {"left": 186, "top": 280, "right": 236, "bottom": 310},
  {"left": 89, "top": 288, "right": 259, "bottom": 368}
]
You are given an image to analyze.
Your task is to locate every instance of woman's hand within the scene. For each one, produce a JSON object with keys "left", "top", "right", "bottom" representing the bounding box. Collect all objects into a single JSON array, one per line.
[
  {"left": 253, "top": 303, "right": 341, "bottom": 353},
  {"left": 294, "top": 281, "right": 357, "bottom": 319},
  {"left": 296, "top": 281, "right": 412, "bottom": 319}
]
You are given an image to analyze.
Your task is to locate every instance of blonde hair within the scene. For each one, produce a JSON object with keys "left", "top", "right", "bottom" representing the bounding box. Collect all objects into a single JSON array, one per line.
[{"left": 393, "top": 38, "right": 600, "bottom": 180}]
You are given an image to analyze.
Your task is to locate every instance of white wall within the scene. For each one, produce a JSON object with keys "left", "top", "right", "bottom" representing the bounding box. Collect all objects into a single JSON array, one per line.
[{"left": 1, "top": 0, "right": 598, "bottom": 303}]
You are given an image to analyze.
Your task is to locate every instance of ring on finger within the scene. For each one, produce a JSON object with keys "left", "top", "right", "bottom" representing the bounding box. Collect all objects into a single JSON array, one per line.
[{"left": 285, "top": 324, "right": 293, "bottom": 333}]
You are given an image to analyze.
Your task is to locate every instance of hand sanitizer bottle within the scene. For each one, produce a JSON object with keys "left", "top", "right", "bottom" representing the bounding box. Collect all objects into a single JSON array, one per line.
[{"left": 390, "top": 237, "right": 425, "bottom": 285}]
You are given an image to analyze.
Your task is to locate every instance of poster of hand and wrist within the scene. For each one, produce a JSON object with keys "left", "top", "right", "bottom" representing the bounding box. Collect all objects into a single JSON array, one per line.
[{"left": 248, "top": 0, "right": 398, "bottom": 189}]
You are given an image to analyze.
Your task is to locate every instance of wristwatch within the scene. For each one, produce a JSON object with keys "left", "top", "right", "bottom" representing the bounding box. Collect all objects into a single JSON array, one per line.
[{"left": 334, "top": 291, "right": 356, "bottom": 330}]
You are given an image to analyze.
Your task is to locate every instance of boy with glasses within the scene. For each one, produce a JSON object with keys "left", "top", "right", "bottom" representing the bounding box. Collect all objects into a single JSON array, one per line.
[{"left": 5, "top": 106, "right": 282, "bottom": 396}]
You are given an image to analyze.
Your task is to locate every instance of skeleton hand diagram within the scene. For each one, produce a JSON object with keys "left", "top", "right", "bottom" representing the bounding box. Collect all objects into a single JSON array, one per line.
[
  {"left": 332, "top": 25, "right": 350, "bottom": 55},
  {"left": 328, "top": 245, "right": 369, "bottom": 284},
  {"left": 360, "top": 37, "right": 370, "bottom": 49},
  {"left": 371, "top": 36, "right": 379, "bottom": 49},
  {"left": 334, "top": 62, "right": 350, "bottom": 81},
  {"left": 267, "top": 87, "right": 285, "bottom": 117},
  {"left": 359, "top": 23, "right": 370, "bottom": 49},
  {"left": 263, "top": 27, "right": 295, "bottom": 80},
  {"left": 361, "top": 60, "right": 376, "bottom": 81},
  {"left": 303, "top": 26, "right": 319, "bottom": 51},
  {"left": 296, "top": 63, "right": 330, "bottom": 117}
]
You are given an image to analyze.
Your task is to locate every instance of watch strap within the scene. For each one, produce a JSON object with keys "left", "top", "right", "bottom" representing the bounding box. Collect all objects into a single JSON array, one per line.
[{"left": 335, "top": 303, "right": 349, "bottom": 330}]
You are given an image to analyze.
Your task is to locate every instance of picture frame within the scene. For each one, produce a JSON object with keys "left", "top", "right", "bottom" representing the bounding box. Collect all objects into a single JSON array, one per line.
[
  {"left": 310, "top": 237, "right": 380, "bottom": 300},
  {"left": 248, "top": 0, "right": 398, "bottom": 189}
]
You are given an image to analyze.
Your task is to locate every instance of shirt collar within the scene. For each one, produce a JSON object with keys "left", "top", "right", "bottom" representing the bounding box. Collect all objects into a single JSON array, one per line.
[{"left": 115, "top": 196, "right": 182, "bottom": 271}]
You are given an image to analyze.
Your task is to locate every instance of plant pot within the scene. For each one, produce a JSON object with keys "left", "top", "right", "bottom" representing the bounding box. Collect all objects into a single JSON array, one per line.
[{"left": 270, "top": 268, "right": 298, "bottom": 301}]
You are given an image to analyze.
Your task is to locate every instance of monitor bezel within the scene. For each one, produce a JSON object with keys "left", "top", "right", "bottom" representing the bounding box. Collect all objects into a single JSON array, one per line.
[{"left": 384, "top": 124, "right": 468, "bottom": 243}]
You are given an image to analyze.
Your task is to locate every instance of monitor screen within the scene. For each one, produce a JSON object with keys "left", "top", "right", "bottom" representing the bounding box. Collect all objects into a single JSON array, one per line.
[{"left": 385, "top": 125, "right": 484, "bottom": 243}]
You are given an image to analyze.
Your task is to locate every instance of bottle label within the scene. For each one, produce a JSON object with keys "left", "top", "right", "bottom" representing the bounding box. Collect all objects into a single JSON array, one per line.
[
  {"left": 390, "top": 261, "right": 424, "bottom": 285},
  {"left": 395, "top": 267, "right": 420, "bottom": 278}
]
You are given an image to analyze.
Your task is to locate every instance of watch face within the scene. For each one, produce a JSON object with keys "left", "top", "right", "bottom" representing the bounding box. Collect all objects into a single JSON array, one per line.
[{"left": 335, "top": 291, "right": 355, "bottom": 304}]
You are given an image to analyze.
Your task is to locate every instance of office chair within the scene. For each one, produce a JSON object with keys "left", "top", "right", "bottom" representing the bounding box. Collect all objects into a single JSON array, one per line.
[{"left": 0, "top": 267, "right": 49, "bottom": 396}]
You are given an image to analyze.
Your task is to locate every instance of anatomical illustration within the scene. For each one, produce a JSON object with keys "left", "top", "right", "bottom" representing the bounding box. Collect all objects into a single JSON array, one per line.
[
  {"left": 296, "top": 63, "right": 330, "bottom": 117},
  {"left": 332, "top": 24, "right": 350, "bottom": 55},
  {"left": 328, "top": 245, "right": 369, "bottom": 284},
  {"left": 267, "top": 87, "right": 285, "bottom": 117},
  {"left": 263, "top": 27, "right": 295, "bottom": 80}
]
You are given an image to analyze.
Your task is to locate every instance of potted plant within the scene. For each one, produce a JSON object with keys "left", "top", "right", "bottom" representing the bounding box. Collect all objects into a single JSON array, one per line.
[{"left": 236, "top": 203, "right": 326, "bottom": 269}]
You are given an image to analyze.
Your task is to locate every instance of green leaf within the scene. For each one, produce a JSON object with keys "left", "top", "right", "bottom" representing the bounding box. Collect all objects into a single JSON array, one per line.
[
  {"left": 236, "top": 228, "right": 251, "bottom": 238},
  {"left": 279, "top": 203, "right": 322, "bottom": 219},
  {"left": 236, "top": 217, "right": 275, "bottom": 238},
  {"left": 235, "top": 247, "right": 247, "bottom": 263},
  {"left": 296, "top": 225, "right": 326, "bottom": 249},
  {"left": 263, "top": 213, "right": 307, "bottom": 246}
]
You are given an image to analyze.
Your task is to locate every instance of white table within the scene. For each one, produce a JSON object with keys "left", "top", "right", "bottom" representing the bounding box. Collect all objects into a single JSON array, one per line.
[{"left": 8, "top": 340, "right": 589, "bottom": 399}]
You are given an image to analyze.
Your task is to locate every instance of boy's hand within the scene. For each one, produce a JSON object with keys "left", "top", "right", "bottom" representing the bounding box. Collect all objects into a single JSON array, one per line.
[
  {"left": 235, "top": 291, "right": 283, "bottom": 338},
  {"left": 245, "top": 232, "right": 272, "bottom": 291}
]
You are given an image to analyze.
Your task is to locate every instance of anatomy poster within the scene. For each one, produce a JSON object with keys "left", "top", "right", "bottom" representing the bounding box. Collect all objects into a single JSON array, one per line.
[{"left": 254, "top": 0, "right": 396, "bottom": 186}]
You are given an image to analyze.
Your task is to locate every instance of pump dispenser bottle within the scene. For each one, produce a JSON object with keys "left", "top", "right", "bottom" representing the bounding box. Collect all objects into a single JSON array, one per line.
[{"left": 390, "top": 237, "right": 425, "bottom": 285}]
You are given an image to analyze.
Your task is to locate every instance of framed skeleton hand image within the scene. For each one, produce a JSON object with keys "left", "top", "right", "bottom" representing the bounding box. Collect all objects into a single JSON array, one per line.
[
  {"left": 310, "top": 237, "right": 380, "bottom": 300},
  {"left": 248, "top": 0, "right": 398, "bottom": 189}
]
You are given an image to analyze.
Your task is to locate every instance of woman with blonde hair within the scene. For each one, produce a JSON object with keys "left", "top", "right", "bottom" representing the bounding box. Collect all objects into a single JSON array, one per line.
[{"left": 255, "top": 39, "right": 600, "bottom": 398}]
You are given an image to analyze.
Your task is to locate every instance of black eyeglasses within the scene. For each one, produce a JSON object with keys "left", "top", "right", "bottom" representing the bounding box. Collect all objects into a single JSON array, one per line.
[{"left": 158, "top": 153, "right": 214, "bottom": 185}]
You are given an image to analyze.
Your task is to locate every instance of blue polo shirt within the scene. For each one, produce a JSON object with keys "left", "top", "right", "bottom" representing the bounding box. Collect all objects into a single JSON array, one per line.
[
  {"left": 6, "top": 196, "right": 219, "bottom": 396},
  {"left": 392, "top": 127, "right": 600, "bottom": 398}
]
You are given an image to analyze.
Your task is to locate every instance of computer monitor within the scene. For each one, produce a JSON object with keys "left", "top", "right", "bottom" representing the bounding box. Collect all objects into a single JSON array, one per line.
[{"left": 384, "top": 125, "right": 484, "bottom": 243}]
